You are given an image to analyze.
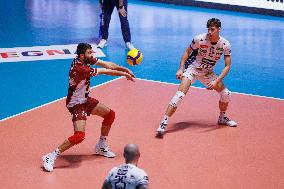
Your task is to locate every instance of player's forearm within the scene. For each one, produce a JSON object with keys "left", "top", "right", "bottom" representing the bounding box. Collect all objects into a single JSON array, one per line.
[
  {"left": 179, "top": 53, "right": 188, "bottom": 70},
  {"left": 217, "top": 55, "right": 231, "bottom": 82},
  {"left": 111, "top": 63, "right": 129, "bottom": 73},
  {"left": 106, "top": 69, "right": 129, "bottom": 77},
  {"left": 217, "top": 65, "right": 230, "bottom": 82},
  {"left": 179, "top": 47, "right": 192, "bottom": 70}
]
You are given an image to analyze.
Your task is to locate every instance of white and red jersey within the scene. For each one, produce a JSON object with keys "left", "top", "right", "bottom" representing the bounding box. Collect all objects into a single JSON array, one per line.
[
  {"left": 66, "top": 57, "right": 99, "bottom": 108},
  {"left": 188, "top": 33, "right": 231, "bottom": 73}
]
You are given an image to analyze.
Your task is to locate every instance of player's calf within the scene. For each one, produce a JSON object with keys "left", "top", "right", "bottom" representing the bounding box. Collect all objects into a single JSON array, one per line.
[{"left": 218, "top": 88, "right": 237, "bottom": 127}]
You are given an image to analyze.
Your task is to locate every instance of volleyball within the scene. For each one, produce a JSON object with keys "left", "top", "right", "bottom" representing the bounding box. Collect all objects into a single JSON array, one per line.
[{"left": 126, "top": 48, "right": 143, "bottom": 66}]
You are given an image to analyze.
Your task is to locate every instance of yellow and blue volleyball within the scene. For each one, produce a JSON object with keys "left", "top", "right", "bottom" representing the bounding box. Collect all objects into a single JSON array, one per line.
[{"left": 126, "top": 48, "right": 143, "bottom": 66}]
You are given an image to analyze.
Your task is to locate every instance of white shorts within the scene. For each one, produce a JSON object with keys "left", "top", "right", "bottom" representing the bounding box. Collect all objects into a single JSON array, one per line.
[{"left": 182, "top": 66, "right": 218, "bottom": 87}]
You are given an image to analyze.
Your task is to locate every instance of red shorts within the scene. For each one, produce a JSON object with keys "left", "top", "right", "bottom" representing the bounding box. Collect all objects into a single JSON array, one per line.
[{"left": 67, "top": 97, "right": 99, "bottom": 122}]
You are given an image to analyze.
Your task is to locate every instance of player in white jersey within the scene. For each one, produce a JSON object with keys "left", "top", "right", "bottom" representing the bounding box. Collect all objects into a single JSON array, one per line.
[
  {"left": 156, "top": 18, "right": 237, "bottom": 138},
  {"left": 102, "top": 144, "right": 149, "bottom": 189}
]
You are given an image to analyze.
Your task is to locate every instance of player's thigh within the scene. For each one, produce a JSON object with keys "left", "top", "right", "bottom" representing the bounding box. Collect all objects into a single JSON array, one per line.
[
  {"left": 199, "top": 72, "right": 225, "bottom": 91},
  {"left": 178, "top": 76, "right": 192, "bottom": 94},
  {"left": 73, "top": 120, "right": 86, "bottom": 132},
  {"left": 91, "top": 102, "right": 110, "bottom": 117}
]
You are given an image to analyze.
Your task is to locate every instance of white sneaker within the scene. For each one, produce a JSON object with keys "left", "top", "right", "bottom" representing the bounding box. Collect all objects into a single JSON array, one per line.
[
  {"left": 156, "top": 121, "right": 168, "bottom": 138},
  {"left": 218, "top": 115, "right": 237, "bottom": 127},
  {"left": 95, "top": 143, "right": 116, "bottom": 158},
  {"left": 97, "top": 39, "right": 107, "bottom": 48},
  {"left": 125, "top": 42, "right": 135, "bottom": 50},
  {"left": 42, "top": 153, "right": 56, "bottom": 172}
]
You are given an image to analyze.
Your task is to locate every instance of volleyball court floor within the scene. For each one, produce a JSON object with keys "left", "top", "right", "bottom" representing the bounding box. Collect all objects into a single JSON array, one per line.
[
  {"left": 1, "top": 0, "right": 284, "bottom": 188},
  {"left": 1, "top": 78, "right": 283, "bottom": 188}
]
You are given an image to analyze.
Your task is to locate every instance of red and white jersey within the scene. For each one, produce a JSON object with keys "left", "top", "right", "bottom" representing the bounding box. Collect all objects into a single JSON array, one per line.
[
  {"left": 66, "top": 57, "right": 99, "bottom": 108},
  {"left": 106, "top": 164, "right": 149, "bottom": 189},
  {"left": 189, "top": 33, "right": 231, "bottom": 72}
]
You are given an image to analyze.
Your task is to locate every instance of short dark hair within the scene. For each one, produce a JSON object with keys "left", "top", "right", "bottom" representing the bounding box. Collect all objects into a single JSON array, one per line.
[
  {"left": 76, "top": 43, "right": 92, "bottom": 56},
  {"left": 207, "top": 18, "right": 221, "bottom": 28}
]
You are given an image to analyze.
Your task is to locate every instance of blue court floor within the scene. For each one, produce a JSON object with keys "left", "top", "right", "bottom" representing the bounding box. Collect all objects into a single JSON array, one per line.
[{"left": 0, "top": 0, "right": 284, "bottom": 120}]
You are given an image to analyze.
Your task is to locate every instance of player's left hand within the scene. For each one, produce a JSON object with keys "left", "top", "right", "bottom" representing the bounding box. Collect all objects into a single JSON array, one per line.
[
  {"left": 207, "top": 80, "right": 218, "bottom": 90},
  {"left": 118, "top": 6, "right": 127, "bottom": 17}
]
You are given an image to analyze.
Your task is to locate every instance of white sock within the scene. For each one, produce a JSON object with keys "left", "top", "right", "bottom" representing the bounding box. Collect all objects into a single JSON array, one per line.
[
  {"left": 220, "top": 112, "right": 226, "bottom": 118},
  {"left": 99, "top": 136, "right": 107, "bottom": 145},
  {"left": 50, "top": 148, "right": 60, "bottom": 159},
  {"left": 162, "top": 115, "right": 169, "bottom": 124}
]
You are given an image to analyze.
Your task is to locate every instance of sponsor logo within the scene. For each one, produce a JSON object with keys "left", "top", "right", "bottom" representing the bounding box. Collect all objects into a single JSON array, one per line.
[
  {"left": 200, "top": 45, "right": 209, "bottom": 48},
  {"left": 0, "top": 44, "right": 105, "bottom": 63}
]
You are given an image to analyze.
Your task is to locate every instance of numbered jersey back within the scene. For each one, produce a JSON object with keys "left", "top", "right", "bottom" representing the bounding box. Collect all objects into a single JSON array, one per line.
[{"left": 106, "top": 164, "right": 149, "bottom": 189}]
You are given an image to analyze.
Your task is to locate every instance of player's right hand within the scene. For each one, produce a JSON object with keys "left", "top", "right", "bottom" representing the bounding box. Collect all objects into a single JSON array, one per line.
[
  {"left": 127, "top": 69, "right": 135, "bottom": 78},
  {"left": 125, "top": 73, "right": 135, "bottom": 82},
  {"left": 176, "top": 68, "right": 183, "bottom": 80}
]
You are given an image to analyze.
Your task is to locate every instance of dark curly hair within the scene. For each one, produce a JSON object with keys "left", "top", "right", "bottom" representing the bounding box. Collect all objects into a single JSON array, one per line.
[{"left": 76, "top": 43, "right": 92, "bottom": 56}]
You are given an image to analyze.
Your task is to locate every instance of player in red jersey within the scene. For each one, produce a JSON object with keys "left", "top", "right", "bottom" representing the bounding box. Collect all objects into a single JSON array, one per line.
[{"left": 42, "top": 43, "right": 135, "bottom": 172}]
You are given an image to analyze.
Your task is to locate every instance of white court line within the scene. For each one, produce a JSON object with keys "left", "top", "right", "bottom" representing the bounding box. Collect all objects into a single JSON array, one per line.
[
  {"left": 134, "top": 77, "right": 284, "bottom": 101},
  {"left": 1, "top": 77, "right": 283, "bottom": 122},
  {"left": 0, "top": 77, "right": 123, "bottom": 122}
]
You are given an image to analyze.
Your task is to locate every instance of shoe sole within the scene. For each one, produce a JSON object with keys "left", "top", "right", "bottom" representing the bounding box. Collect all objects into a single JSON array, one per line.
[
  {"left": 95, "top": 151, "right": 116, "bottom": 158},
  {"left": 218, "top": 122, "right": 237, "bottom": 127},
  {"left": 97, "top": 44, "right": 107, "bottom": 48}
]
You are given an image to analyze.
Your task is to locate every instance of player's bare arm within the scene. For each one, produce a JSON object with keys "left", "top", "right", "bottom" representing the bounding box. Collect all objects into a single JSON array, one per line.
[
  {"left": 96, "top": 60, "right": 135, "bottom": 77},
  {"left": 176, "top": 46, "right": 193, "bottom": 80},
  {"left": 96, "top": 68, "right": 134, "bottom": 81},
  {"left": 207, "top": 55, "right": 231, "bottom": 90}
]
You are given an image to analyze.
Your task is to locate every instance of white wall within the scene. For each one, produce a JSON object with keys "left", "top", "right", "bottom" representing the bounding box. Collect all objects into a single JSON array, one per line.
[{"left": 195, "top": 0, "right": 284, "bottom": 11}]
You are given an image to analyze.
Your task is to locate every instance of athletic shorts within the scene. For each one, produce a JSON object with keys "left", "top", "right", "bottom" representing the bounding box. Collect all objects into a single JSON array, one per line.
[
  {"left": 182, "top": 66, "right": 218, "bottom": 87},
  {"left": 67, "top": 97, "right": 99, "bottom": 122}
]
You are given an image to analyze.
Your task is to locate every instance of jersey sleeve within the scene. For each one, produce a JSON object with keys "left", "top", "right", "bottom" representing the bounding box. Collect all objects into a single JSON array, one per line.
[
  {"left": 223, "top": 41, "right": 231, "bottom": 56},
  {"left": 189, "top": 36, "right": 199, "bottom": 50},
  {"left": 136, "top": 170, "right": 149, "bottom": 187},
  {"left": 89, "top": 57, "right": 99, "bottom": 65},
  {"left": 105, "top": 167, "right": 117, "bottom": 183}
]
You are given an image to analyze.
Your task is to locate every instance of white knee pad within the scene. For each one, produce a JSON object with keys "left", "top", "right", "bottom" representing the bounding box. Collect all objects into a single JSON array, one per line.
[
  {"left": 219, "top": 88, "right": 231, "bottom": 103},
  {"left": 169, "top": 91, "right": 185, "bottom": 107}
]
